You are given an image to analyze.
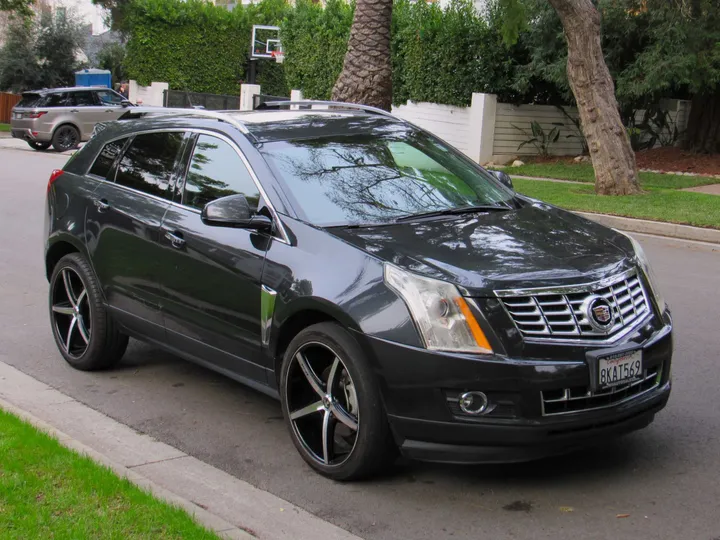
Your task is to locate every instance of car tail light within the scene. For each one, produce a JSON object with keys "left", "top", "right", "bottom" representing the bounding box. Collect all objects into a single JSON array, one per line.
[
  {"left": 47, "top": 169, "right": 64, "bottom": 193},
  {"left": 26, "top": 111, "right": 47, "bottom": 119}
]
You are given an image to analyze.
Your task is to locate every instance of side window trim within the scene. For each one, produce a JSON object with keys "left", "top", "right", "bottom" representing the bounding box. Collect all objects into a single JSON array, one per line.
[
  {"left": 173, "top": 132, "right": 199, "bottom": 205},
  {"left": 106, "top": 135, "right": 134, "bottom": 183}
]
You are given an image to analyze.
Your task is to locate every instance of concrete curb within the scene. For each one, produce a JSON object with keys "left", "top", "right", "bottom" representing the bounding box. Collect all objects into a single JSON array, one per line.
[
  {"left": 0, "top": 361, "right": 363, "bottom": 540},
  {"left": 576, "top": 212, "right": 720, "bottom": 245}
]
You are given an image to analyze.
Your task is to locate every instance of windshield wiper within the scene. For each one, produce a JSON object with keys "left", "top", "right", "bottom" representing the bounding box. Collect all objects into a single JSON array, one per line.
[{"left": 394, "top": 204, "right": 513, "bottom": 223}]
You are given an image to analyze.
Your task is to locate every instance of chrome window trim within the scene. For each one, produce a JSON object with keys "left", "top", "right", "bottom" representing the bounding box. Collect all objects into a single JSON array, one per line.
[
  {"left": 260, "top": 285, "right": 277, "bottom": 347},
  {"left": 84, "top": 127, "right": 290, "bottom": 244}
]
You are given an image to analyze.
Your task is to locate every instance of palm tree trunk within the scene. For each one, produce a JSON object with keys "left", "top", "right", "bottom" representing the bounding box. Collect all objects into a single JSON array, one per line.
[
  {"left": 331, "top": 0, "right": 393, "bottom": 111},
  {"left": 549, "top": 0, "right": 642, "bottom": 195}
]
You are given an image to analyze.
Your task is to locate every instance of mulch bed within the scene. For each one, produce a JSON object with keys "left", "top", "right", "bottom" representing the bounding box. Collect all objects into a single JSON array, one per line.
[{"left": 526, "top": 147, "right": 720, "bottom": 176}]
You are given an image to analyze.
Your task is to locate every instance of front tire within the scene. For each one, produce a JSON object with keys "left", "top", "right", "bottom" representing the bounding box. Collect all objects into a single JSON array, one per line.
[
  {"left": 280, "top": 322, "right": 396, "bottom": 480},
  {"left": 49, "top": 253, "right": 128, "bottom": 371},
  {"left": 28, "top": 141, "right": 51, "bottom": 151},
  {"left": 52, "top": 125, "right": 80, "bottom": 152}
]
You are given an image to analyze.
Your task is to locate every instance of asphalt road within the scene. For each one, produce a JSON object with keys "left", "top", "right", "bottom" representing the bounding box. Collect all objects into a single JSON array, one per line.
[{"left": 2, "top": 143, "right": 719, "bottom": 540}]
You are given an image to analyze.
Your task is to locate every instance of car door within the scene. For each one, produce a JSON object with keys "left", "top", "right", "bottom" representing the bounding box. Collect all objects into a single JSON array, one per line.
[
  {"left": 85, "top": 131, "right": 186, "bottom": 340},
  {"left": 157, "top": 132, "right": 271, "bottom": 383},
  {"left": 95, "top": 89, "right": 129, "bottom": 122},
  {"left": 67, "top": 90, "right": 102, "bottom": 139}
]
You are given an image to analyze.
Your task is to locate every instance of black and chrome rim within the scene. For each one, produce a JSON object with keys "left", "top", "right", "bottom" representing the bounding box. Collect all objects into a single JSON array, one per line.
[
  {"left": 51, "top": 267, "right": 91, "bottom": 358},
  {"left": 286, "top": 342, "right": 359, "bottom": 467},
  {"left": 56, "top": 127, "right": 78, "bottom": 150}
]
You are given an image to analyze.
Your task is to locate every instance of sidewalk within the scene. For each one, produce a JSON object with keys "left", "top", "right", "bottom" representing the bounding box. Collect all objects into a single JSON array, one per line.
[{"left": 0, "top": 360, "right": 362, "bottom": 540}]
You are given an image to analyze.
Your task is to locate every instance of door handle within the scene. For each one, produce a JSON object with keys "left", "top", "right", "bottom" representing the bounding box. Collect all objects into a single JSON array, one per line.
[
  {"left": 93, "top": 198, "right": 110, "bottom": 212},
  {"left": 104, "top": 109, "right": 114, "bottom": 113},
  {"left": 70, "top": 109, "right": 79, "bottom": 113},
  {"left": 164, "top": 230, "right": 186, "bottom": 249}
]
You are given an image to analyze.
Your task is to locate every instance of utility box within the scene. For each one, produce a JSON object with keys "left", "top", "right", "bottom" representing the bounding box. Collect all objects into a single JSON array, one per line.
[{"left": 75, "top": 69, "right": 112, "bottom": 88}]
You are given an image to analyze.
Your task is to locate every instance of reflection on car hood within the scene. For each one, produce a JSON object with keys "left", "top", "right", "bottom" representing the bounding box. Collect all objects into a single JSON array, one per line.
[{"left": 325, "top": 203, "right": 635, "bottom": 295}]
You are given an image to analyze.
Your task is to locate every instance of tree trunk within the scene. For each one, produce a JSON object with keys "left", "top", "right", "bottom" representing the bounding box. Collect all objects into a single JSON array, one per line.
[
  {"left": 548, "top": 0, "right": 642, "bottom": 195},
  {"left": 683, "top": 92, "right": 720, "bottom": 154},
  {"left": 331, "top": 0, "right": 393, "bottom": 111}
]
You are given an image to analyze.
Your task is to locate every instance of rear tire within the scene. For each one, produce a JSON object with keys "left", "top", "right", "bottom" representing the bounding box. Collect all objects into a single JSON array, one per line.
[
  {"left": 280, "top": 322, "right": 397, "bottom": 480},
  {"left": 28, "top": 141, "right": 51, "bottom": 151},
  {"left": 52, "top": 125, "right": 80, "bottom": 152},
  {"left": 48, "top": 253, "right": 128, "bottom": 371}
]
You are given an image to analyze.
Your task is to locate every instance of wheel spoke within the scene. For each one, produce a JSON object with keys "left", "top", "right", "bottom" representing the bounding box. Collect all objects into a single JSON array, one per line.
[
  {"left": 65, "top": 316, "right": 77, "bottom": 352},
  {"left": 330, "top": 401, "right": 358, "bottom": 431},
  {"left": 321, "top": 409, "right": 332, "bottom": 465},
  {"left": 52, "top": 303, "right": 74, "bottom": 316},
  {"left": 296, "top": 352, "right": 325, "bottom": 398},
  {"left": 326, "top": 357, "right": 341, "bottom": 398},
  {"left": 289, "top": 400, "right": 324, "bottom": 421},
  {"left": 76, "top": 317, "right": 90, "bottom": 344},
  {"left": 62, "top": 269, "right": 78, "bottom": 308},
  {"left": 76, "top": 289, "right": 87, "bottom": 307}
]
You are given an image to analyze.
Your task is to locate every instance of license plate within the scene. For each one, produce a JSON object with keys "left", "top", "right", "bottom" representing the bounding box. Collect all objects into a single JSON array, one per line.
[{"left": 598, "top": 350, "right": 642, "bottom": 389}]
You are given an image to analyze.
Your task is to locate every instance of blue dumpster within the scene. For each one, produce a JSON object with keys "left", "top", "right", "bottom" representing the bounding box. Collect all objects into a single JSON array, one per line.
[{"left": 75, "top": 69, "right": 112, "bottom": 88}]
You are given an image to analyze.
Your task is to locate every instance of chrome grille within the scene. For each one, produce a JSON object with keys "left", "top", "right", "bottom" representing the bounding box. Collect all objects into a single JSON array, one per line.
[
  {"left": 496, "top": 270, "right": 651, "bottom": 344},
  {"left": 541, "top": 365, "right": 661, "bottom": 416}
]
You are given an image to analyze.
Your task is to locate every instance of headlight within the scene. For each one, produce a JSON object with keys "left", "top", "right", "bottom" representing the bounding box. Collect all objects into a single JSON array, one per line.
[
  {"left": 384, "top": 264, "right": 493, "bottom": 353},
  {"left": 617, "top": 231, "right": 666, "bottom": 313}
]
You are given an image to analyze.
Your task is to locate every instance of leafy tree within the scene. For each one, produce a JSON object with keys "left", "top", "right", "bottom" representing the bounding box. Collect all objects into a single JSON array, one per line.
[
  {"left": 90, "top": 0, "right": 131, "bottom": 33},
  {"left": 332, "top": 0, "right": 393, "bottom": 111},
  {"left": 0, "top": 18, "right": 39, "bottom": 91},
  {"left": 97, "top": 41, "right": 126, "bottom": 84},
  {"left": 35, "top": 9, "right": 87, "bottom": 88},
  {"left": 0, "top": 0, "right": 33, "bottom": 18},
  {"left": 499, "top": 0, "right": 641, "bottom": 195}
]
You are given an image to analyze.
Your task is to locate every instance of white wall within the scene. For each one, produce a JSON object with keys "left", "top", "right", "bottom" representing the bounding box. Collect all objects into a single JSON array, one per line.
[
  {"left": 392, "top": 101, "right": 473, "bottom": 157},
  {"left": 128, "top": 80, "right": 169, "bottom": 107}
]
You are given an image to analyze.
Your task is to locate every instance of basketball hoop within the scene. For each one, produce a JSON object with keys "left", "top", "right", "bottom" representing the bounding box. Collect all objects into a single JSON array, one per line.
[{"left": 271, "top": 50, "right": 285, "bottom": 64}]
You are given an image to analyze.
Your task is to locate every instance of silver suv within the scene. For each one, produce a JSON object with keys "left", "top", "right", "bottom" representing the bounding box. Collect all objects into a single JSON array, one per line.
[{"left": 11, "top": 86, "right": 131, "bottom": 152}]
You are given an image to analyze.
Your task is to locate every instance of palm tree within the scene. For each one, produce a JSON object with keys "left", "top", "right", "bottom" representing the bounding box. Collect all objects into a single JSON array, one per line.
[{"left": 331, "top": 0, "right": 393, "bottom": 111}]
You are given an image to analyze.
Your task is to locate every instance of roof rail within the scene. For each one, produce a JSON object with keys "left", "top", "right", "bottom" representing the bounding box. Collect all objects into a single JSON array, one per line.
[
  {"left": 261, "top": 100, "right": 401, "bottom": 121},
  {"left": 118, "top": 107, "right": 250, "bottom": 134}
]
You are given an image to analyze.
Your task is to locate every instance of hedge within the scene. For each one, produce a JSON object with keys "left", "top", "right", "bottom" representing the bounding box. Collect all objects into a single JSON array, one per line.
[{"left": 125, "top": 0, "right": 536, "bottom": 106}]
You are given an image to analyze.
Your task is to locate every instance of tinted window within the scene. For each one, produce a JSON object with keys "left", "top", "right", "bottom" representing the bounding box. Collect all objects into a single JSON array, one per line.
[
  {"left": 41, "top": 93, "right": 69, "bottom": 107},
  {"left": 96, "top": 90, "right": 125, "bottom": 106},
  {"left": 69, "top": 91, "right": 96, "bottom": 106},
  {"left": 115, "top": 132, "right": 184, "bottom": 199},
  {"left": 16, "top": 93, "right": 43, "bottom": 108},
  {"left": 183, "top": 135, "right": 260, "bottom": 211},
  {"left": 89, "top": 138, "right": 128, "bottom": 179},
  {"left": 260, "top": 130, "right": 514, "bottom": 226}
]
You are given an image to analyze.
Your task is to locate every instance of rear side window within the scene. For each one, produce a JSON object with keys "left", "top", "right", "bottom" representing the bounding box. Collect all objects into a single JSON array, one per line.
[
  {"left": 41, "top": 93, "right": 70, "bottom": 107},
  {"left": 89, "top": 138, "right": 128, "bottom": 179},
  {"left": 69, "top": 91, "right": 96, "bottom": 106},
  {"left": 182, "top": 134, "right": 260, "bottom": 211},
  {"left": 16, "top": 93, "right": 43, "bottom": 108},
  {"left": 115, "top": 132, "right": 184, "bottom": 199}
]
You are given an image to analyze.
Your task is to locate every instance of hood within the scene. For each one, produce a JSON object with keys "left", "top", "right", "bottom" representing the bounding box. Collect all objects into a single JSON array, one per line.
[{"left": 326, "top": 203, "right": 635, "bottom": 296}]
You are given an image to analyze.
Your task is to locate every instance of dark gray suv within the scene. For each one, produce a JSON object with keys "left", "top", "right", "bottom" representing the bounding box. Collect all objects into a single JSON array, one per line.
[{"left": 11, "top": 86, "right": 131, "bottom": 152}]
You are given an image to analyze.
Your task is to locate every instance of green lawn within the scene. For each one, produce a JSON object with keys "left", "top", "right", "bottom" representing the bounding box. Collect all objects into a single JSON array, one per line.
[
  {"left": 0, "top": 409, "right": 219, "bottom": 539},
  {"left": 513, "top": 178, "right": 720, "bottom": 229},
  {"left": 0, "top": 124, "right": 10, "bottom": 132},
  {"left": 502, "top": 162, "right": 719, "bottom": 189}
]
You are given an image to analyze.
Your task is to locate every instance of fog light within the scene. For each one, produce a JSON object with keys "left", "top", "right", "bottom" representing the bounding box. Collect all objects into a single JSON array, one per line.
[{"left": 458, "top": 391, "right": 488, "bottom": 415}]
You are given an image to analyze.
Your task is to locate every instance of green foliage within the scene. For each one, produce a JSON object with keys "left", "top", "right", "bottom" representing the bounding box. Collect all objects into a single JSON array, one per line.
[
  {"left": 0, "top": 0, "right": 33, "bottom": 18},
  {"left": 0, "top": 11, "right": 87, "bottom": 92},
  {"left": 512, "top": 120, "right": 562, "bottom": 156},
  {"left": 125, "top": 0, "right": 290, "bottom": 95},
  {"left": 280, "top": 0, "right": 353, "bottom": 100},
  {"left": 97, "top": 42, "right": 127, "bottom": 85}
]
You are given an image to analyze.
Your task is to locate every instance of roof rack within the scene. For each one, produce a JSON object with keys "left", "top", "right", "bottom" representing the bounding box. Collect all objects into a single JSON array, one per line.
[
  {"left": 118, "top": 107, "right": 250, "bottom": 134},
  {"left": 261, "top": 100, "right": 401, "bottom": 121}
]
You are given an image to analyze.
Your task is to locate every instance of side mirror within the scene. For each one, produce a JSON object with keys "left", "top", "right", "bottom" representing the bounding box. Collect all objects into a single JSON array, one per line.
[
  {"left": 121, "top": 100, "right": 132, "bottom": 108},
  {"left": 201, "top": 194, "right": 273, "bottom": 231},
  {"left": 491, "top": 169, "right": 514, "bottom": 190}
]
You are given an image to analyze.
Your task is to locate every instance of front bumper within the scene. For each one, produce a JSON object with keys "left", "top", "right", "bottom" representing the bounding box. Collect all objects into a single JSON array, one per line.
[{"left": 356, "top": 316, "right": 673, "bottom": 464}]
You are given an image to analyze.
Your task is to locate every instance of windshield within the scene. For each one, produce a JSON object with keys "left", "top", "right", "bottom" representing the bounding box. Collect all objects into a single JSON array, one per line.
[{"left": 260, "top": 130, "right": 514, "bottom": 226}]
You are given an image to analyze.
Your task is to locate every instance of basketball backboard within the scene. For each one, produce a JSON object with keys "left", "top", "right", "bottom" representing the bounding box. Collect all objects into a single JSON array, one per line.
[{"left": 251, "top": 25, "right": 282, "bottom": 59}]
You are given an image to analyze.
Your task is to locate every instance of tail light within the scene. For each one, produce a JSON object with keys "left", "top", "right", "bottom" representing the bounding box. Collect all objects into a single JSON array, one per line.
[
  {"left": 26, "top": 111, "right": 48, "bottom": 119},
  {"left": 47, "top": 169, "right": 64, "bottom": 193}
]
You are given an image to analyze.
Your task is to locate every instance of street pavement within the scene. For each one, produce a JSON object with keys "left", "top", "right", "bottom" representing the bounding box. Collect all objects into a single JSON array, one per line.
[{"left": 2, "top": 144, "right": 719, "bottom": 540}]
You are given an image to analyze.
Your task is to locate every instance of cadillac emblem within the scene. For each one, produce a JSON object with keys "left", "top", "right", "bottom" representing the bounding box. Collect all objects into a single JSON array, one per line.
[{"left": 584, "top": 295, "right": 615, "bottom": 332}]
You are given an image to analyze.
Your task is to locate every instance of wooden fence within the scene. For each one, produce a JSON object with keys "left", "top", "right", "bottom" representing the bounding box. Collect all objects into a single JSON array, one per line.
[{"left": 1, "top": 92, "right": 21, "bottom": 124}]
